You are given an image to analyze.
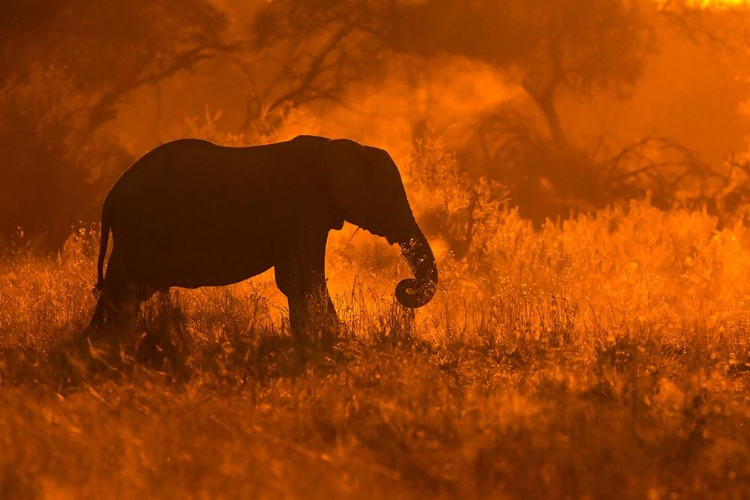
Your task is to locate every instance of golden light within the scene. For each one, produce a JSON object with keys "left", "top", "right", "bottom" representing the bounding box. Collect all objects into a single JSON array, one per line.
[{"left": 688, "top": 0, "right": 750, "bottom": 8}]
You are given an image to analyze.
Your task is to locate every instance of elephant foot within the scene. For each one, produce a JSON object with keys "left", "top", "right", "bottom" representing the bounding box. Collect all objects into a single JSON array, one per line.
[
  {"left": 286, "top": 324, "right": 341, "bottom": 372},
  {"left": 81, "top": 317, "right": 146, "bottom": 371},
  {"left": 290, "top": 312, "right": 340, "bottom": 347}
]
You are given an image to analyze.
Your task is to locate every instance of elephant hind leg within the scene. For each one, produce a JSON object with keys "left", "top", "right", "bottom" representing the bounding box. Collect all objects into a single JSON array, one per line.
[{"left": 85, "top": 251, "right": 156, "bottom": 338}]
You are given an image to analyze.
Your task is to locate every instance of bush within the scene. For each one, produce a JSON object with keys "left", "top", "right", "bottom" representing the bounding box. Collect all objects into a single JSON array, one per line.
[{"left": 0, "top": 66, "right": 131, "bottom": 251}]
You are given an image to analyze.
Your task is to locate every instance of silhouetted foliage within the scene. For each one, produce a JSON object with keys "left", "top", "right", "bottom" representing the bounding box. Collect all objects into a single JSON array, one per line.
[
  {"left": 407, "top": 138, "right": 508, "bottom": 261},
  {"left": 457, "top": 105, "right": 729, "bottom": 224},
  {"left": 0, "top": 0, "right": 234, "bottom": 250},
  {"left": 248, "top": 0, "right": 665, "bottom": 223},
  {"left": 0, "top": 67, "right": 131, "bottom": 248},
  {"left": 2, "top": 0, "right": 232, "bottom": 128},
  {"left": 3, "top": 0, "right": 750, "bottom": 248},
  {"left": 395, "top": 0, "right": 655, "bottom": 146},
  {"left": 240, "top": 0, "right": 395, "bottom": 129},
  {"left": 391, "top": 0, "right": 665, "bottom": 222}
]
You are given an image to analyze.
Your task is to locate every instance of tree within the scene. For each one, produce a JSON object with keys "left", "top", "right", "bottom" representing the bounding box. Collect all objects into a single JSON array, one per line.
[
  {"left": 395, "top": 0, "right": 654, "bottom": 147},
  {"left": 242, "top": 1, "right": 657, "bottom": 222},
  {"left": 386, "top": 0, "right": 657, "bottom": 222},
  {"left": 0, "top": 0, "right": 235, "bottom": 249},
  {"left": 239, "top": 0, "right": 396, "bottom": 129}
]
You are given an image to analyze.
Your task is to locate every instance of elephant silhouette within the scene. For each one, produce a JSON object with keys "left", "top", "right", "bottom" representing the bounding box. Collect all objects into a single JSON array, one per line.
[{"left": 87, "top": 135, "right": 438, "bottom": 340}]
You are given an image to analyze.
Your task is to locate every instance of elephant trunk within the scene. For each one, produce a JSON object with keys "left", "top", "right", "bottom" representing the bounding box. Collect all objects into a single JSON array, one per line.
[{"left": 395, "top": 228, "right": 438, "bottom": 308}]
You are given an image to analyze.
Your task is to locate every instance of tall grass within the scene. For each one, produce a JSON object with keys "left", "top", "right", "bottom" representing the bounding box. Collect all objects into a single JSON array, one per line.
[{"left": 2, "top": 144, "right": 750, "bottom": 498}]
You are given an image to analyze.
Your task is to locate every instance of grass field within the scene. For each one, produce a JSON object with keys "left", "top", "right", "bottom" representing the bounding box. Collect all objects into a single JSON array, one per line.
[{"left": 2, "top": 201, "right": 750, "bottom": 499}]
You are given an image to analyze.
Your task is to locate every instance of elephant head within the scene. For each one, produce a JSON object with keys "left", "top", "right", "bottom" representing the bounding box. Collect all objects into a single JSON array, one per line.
[{"left": 326, "top": 139, "right": 438, "bottom": 308}]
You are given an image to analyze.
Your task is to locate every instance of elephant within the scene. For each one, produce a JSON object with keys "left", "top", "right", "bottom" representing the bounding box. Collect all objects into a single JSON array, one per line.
[{"left": 86, "top": 135, "right": 438, "bottom": 342}]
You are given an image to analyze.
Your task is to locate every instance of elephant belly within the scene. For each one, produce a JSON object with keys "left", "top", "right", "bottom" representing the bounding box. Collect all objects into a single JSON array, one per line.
[
  {"left": 108, "top": 160, "right": 287, "bottom": 288},
  {"left": 116, "top": 226, "right": 276, "bottom": 289},
  {"left": 168, "top": 252, "right": 273, "bottom": 289}
]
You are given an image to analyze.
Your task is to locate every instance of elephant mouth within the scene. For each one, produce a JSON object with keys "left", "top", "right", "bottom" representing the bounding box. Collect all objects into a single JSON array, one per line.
[
  {"left": 394, "top": 231, "right": 438, "bottom": 309},
  {"left": 395, "top": 275, "right": 437, "bottom": 309}
]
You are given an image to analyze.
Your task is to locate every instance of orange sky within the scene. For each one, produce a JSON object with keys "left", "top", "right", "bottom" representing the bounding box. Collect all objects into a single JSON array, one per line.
[
  {"left": 108, "top": 0, "right": 750, "bottom": 171},
  {"left": 693, "top": 0, "right": 749, "bottom": 7}
]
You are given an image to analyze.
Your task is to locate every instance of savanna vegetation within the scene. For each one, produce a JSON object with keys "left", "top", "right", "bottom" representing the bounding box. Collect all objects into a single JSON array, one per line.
[
  {"left": 3, "top": 0, "right": 750, "bottom": 498},
  {"left": 3, "top": 169, "right": 750, "bottom": 498}
]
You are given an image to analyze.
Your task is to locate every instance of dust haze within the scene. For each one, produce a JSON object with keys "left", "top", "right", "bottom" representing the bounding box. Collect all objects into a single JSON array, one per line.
[
  {"left": 3, "top": 0, "right": 750, "bottom": 248},
  {"left": 5, "top": 2, "right": 750, "bottom": 498}
]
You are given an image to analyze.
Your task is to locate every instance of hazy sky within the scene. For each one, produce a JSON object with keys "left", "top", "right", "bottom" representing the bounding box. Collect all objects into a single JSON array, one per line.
[{"left": 111, "top": 1, "right": 750, "bottom": 171}]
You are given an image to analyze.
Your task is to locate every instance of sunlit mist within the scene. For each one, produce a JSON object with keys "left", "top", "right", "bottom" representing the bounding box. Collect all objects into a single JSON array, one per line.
[
  {"left": 690, "top": 0, "right": 749, "bottom": 8},
  {"left": 3, "top": 1, "right": 750, "bottom": 498}
]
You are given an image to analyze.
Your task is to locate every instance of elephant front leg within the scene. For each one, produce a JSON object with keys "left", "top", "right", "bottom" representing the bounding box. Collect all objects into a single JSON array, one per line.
[
  {"left": 285, "top": 287, "right": 338, "bottom": 343},
  {"left": 275, "top": 236, "right": 339, "bottom": 344}
]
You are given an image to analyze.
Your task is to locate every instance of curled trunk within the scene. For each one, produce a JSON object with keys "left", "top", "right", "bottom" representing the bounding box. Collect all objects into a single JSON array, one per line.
[{"left": 395, "top": 229, "right": 438, "bottom": 308}]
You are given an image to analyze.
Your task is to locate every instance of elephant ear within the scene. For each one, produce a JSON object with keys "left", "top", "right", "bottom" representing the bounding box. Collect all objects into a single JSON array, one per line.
[{"left": 326, "top": 139, "right": 378, "bottom": 231}]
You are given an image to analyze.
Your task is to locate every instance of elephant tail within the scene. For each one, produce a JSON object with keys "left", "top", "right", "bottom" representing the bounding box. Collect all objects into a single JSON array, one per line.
[{"left": 95, "top": 213, "right": 111, "bottom": 292}]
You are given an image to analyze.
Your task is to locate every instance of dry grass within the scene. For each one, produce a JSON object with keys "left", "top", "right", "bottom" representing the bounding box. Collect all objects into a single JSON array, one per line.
[{"left": 2, "top": 201, "right": 750, "bottom": 499}]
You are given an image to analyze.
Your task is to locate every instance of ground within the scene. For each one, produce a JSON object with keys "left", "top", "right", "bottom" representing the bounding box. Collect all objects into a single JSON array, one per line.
[{"left": 2, "top": 202, "right": 750, "bottom": 499}]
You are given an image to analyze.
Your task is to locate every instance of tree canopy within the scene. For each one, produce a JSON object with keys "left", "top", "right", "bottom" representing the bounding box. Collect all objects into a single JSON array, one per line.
[
  {"left": 2, "top": 0, "right": 750, "bottom": 247},
  {"left": 0, "top": 0, "right": 233, "bottom": 248}
]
